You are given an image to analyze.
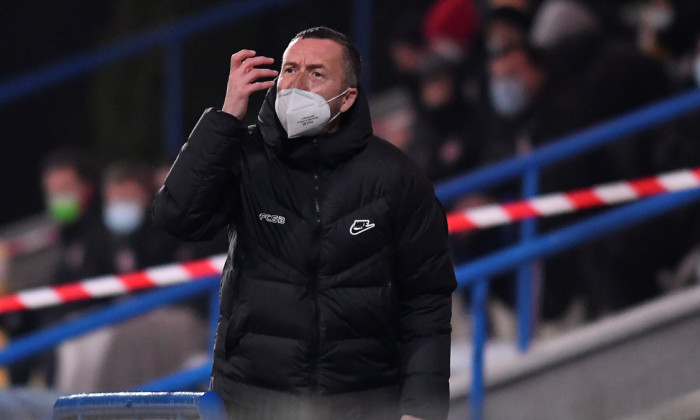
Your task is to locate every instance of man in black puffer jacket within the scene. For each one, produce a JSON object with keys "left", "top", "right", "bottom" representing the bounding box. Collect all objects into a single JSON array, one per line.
[{"left": 151, "top": 27, "right": 456, "bottom": 420}]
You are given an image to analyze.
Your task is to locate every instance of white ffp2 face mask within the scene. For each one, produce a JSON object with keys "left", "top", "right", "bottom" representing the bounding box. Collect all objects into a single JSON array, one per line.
[
  {"left": 103, "top": 200, "right": 144, "bottom": 235},
  {"left": 275, "top": 88, "right": 348, "bottom": 138}
]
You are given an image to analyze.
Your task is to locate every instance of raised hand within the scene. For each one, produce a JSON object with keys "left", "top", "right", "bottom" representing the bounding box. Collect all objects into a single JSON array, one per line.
[{"left": 221, "top": 49, "right": 278, "bottom": 120}]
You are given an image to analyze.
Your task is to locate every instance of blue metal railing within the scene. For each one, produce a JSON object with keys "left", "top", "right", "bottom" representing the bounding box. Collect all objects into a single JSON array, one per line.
[
  {"left": 0, "top": 277, "right": 220, "bottom": 388},
  {"left": 0, "top": 0, "right": 374, "bottom": 156},
  {"left": 435, "top": 88, "right": 700, "bottom": 203},
  {"left": 435, "top": 88, "right": 700, "bottom": 420},
  {"left": 52, "top": 392, "right": 227, "bottom": 420},
  {"left": 0, "top": 0, "right": 295, "bottom": 104},
  {"left": 437, "top": 88, "right": 700, "bottom": 354},
  {"left": 461, "top": 189, "right": 700, "bottom": 419}
]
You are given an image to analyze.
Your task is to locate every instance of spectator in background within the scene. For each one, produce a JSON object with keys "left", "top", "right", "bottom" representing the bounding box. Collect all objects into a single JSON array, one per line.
[
  {"left": 403, "top": 52, "right": 486, "bottom": 184},
  {"left": 99, "top": 162, "right": 176, "bottom": 272},
  {"left": 388, "top": 12, "right": 427, "bottom": 103},
  {"left": 480, "top": 13, "right": 593, "bottom": 324},
  {"left": 380, "top": 0, "right": 485, "bottom": 153},
  {"left": 634, "top": 0, "right": 700, "bottom": 71},
  {"left": 478, "top": 6, "right": 674, "bottom": 325},
  {"left": 0, "top": 147, "right": 105, "bottom": 387},
  {"left": 423, "top": 0, "right": 487, "bottom": 104},
  {"left": 651, "top": 32, "right": 700, "bottom": 291},
  {"left": 484, "top": 5, "right": 531, "bottom": 54},
  {"left": 41, "top": 147, "right": 105, "bottom": 286},
  {"left": 56, "top": 160, "right": 209, "bottom": 393},
  {"left": 423, "top": 0, "right": 482, "bottom": 64},
  {"left": 529, "top": 0, "right": 601, "bottom": 49}
]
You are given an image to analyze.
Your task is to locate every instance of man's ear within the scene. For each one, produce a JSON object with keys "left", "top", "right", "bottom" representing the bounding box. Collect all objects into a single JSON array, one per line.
[{"left": 339, "top": 88, "right": 358, "bottom": 113}]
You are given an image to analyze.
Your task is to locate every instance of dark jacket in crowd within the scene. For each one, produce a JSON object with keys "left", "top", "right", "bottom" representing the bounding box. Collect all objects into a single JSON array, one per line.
[
  {"left": 151, "top": 87, "right": 457, "bottom": 419},
  {"left": 480, "top": 34, "right": 674, "bottom": 318}
]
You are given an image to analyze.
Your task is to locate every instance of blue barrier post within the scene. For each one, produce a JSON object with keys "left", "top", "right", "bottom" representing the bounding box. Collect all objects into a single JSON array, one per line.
[
  {"left": 517, "top": 168, "right": 539, "bottom": 352},
  {"left": 470, "top": 278, "right": 489, "bottom": 420},
  {"left": 459, "top": 189, "right": 700, "bottom": 416},
  {"left": 52, "top": 391, "right": 226, "bottom": 420},
  {"left": 0, "top": 277, "right": 219, "bottom": 367}
]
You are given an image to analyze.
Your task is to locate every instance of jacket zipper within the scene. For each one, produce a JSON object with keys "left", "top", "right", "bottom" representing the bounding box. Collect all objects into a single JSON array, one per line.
[{"left": 310, "top": 140, "right": 321, "bottom": 392}]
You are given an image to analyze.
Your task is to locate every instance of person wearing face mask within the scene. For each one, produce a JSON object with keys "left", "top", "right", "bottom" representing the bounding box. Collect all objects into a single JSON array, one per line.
[
  {"left": 478, "top": 6, "right": 677, "bottom": 330},
  {"left": 5, "top": 147, "right": 107, "bottom": 388},
  {"left": 40, "top": 147, "right": 108, "bottom": 286},
  {"left": 0, "top": 148, "right": 103, "bottom": 387},
  {"left": 100, "top": 162, "right": 182, "bottom": 274},
  {"left": 152, "top": 27, "right": 456, "bottom": 420},
  {"left": 53, "top": 161, "right": 209, "bottom": 395}
]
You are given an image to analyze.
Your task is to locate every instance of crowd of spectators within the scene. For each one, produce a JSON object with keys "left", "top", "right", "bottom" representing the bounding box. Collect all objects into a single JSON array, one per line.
[
  {"left": 0, "top": 0, "right": 700, "bottom": 394},
  {"left": 0, "top": 147, "right": 227, "bottom": 391},
  {"left": 376, "top": 0, "right": 700, "bottom": 337}
]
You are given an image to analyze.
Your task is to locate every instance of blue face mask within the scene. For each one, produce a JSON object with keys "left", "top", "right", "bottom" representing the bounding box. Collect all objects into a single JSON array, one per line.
[
  {"left": 489, "top": 76, "right": 529, "bottom": 118},
  {"left": 103, "top": 200, "right": 144, "bottom": 235}
]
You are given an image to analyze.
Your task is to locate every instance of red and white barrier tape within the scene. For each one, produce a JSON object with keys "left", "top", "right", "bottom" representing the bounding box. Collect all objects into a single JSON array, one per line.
[
  {"left": 447, "top": 167, "right": 700, "bottom": 234},
  {"left": 3, "top": 167, "right": 698, "bottom": 313},
  {"left": 0, "top": 254, "right": 227, "bottom": 314}
]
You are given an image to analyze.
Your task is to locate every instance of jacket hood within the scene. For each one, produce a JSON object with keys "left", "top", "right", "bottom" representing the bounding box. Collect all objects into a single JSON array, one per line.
[{"left": 257, "top": 85, "right": 373, "bottom": 171}]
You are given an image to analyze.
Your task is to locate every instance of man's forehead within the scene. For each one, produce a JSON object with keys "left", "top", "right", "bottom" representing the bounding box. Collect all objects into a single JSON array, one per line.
[{"left": 282, "top": 38, "right": 344, "bottom": 65}]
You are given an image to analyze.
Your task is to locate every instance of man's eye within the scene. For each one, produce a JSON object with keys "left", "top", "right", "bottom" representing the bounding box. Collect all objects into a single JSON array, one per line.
[
  {"left": 313, "top": 72, "right": 323, "bottom": 78},
  {"left": 284, "top": 67, "right": 295, "bottom": 73}
]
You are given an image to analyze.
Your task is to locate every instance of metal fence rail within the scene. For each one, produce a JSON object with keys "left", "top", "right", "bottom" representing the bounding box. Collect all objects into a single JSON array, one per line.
[
  {"left": 52, "top": 392, "right": 226, "bottom": 420},
  {"left": 434, "top": 88, "right": 700, "bottom": 419},
  {"left": 435, "top": 88, "right": 700, "bottom": 203}
]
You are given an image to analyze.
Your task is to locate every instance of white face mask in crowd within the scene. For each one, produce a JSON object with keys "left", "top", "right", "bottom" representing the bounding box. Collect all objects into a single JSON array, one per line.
[
  {"left": 643, "top": 5, "right": 675, "bottom": 31},
  {"left": 489, "top": 76, "right": 530, "bottom": 118},
  {"left": 275, "top": 88, "right": 349, "bottom": 138},
  {"left": 103, "top": 200, "right": 144, "bottom": 235}
]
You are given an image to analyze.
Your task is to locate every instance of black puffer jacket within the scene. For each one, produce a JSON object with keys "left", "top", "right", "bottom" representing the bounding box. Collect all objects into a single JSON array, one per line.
[{"left": 152, "top": 87, "right": 456, "bottom": 419}]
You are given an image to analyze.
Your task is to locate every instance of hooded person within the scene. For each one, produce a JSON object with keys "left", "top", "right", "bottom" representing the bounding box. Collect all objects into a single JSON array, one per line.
[{"left": 151, "top": 27, "right": 456, "bottom": 420}]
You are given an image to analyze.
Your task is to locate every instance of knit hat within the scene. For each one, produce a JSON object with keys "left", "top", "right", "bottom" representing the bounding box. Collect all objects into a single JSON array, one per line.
[{"left": 423, "top": 0, "right": 481, "bottom": 49}]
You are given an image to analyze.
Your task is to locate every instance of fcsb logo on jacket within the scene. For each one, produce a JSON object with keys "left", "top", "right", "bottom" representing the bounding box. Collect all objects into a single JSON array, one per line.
[
  {"left": 259, "top": 213, "right": 286, "bottom": 224},
  {"left": 349, "top": 219, "right": 375, "bottom": 235}
]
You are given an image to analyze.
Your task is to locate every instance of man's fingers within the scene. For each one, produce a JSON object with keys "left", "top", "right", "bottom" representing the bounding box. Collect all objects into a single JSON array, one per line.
[
  {"left": 230, "top": 51, "right": 274, "bottom": 73},
  {"left": 230, "top": 49, "right": 257, "bottom": 70},
  {"left": 240, "top": 55, "right": 275, "bottom": 69},
  {"left": 241, "top": 68, "right": 279, "bottom": 85},
  {"left": 223, "top": 50, "right": 276, "bottom": 119},
  {"left": 248, "top": 80, "right": 276, "bottom": 93},
  {"left": 235, "top": 56, "right": 275, "bottom": 78}
]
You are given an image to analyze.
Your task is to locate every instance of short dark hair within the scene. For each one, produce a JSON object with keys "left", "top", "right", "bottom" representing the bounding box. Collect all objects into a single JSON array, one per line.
[
  {"left": 486, "top": 7, "right": 532, "bottom": 35},
  {"left": 41, "top": 146, "right": 96, "bottom": 183},
  {"left": 292, "top": 26, "right": 362, "bottom": 87},
  {"left": 103, "top": 161, "right": 155, "bottom": 195}
]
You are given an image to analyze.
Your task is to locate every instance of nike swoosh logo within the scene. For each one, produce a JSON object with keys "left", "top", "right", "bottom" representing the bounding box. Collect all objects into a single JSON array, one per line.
[{"left": 349, "top": 220, "right": 375, "bottom": 236}]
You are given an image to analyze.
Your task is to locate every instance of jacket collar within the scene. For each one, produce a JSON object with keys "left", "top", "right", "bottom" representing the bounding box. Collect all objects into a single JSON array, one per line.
[{"left": 257, "top": 86, "right": 373, "bottom": 171}]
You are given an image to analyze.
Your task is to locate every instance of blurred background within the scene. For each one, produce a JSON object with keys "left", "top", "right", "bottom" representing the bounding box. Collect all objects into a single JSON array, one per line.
[
  {"left": 0, "top": 0, "right": 417, "bottom": 224},
  {"left": 2, "top": 0, "right": 700, "bottom": 418},
  {"left": 2, "top": 0, "right": 697, "bottom": 225}
]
